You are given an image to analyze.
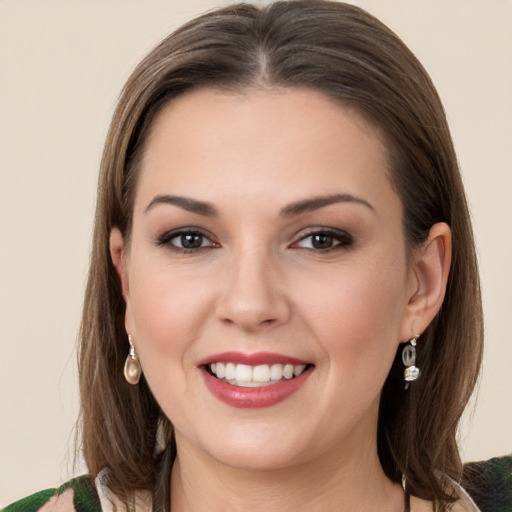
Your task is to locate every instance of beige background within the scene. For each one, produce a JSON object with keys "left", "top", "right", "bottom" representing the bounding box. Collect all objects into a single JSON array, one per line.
[{"left": 1, "top": 0, "right": 511, "bottom": 504}]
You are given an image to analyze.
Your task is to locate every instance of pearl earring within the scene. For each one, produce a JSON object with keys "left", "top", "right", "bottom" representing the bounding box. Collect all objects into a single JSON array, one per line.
[
  {"left": 402, "top": 336, "right": 420, "bottom": 390},
  {"left": 124, "top": 335, "right": 142, "bottom": 385}
]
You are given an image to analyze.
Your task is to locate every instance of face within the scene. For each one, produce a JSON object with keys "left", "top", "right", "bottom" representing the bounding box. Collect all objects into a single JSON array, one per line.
[{"left": 114, "top": 88, "right": 419, "bottom": 471}]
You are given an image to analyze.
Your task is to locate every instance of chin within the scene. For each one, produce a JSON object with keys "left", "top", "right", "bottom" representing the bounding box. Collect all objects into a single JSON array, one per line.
[
  {"left": 207, "top": 441, "right": 306, "bottom": 472},
  {"left": 174, "top": 417, "right": 313, "bottom": 472}
]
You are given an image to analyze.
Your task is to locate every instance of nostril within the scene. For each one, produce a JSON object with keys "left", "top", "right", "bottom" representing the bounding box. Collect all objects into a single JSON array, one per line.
[
  {"left": 219, "top": 313, "right": 279, "bottom": 329},
  {"left": 215, "top": 271, "right": 292, "bottom": 330}
]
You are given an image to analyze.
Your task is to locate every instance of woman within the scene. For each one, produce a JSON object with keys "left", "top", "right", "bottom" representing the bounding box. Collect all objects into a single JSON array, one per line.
[{"left": 3, "top": 1, "right": 511, "bottom": 511}]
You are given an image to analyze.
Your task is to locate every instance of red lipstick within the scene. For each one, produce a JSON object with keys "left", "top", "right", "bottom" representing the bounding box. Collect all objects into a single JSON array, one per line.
[
  {"left": 199, "top": 351, "right": 309, "bottom": 366},
  {"left": 199, "top": 351, "right": 313, "bottom": 408}
]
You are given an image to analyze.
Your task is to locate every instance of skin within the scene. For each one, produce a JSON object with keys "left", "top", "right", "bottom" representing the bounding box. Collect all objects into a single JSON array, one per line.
[{"left": 111, "top": 88, "right": 451, "bottom": 511}]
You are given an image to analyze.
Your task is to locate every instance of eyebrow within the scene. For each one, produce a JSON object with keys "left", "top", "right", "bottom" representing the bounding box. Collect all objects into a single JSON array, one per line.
[
  {"left": 145, "top": 195, "right": 219, "bottom": 216},
  {"left": 280, "top": 194, "right": 375, "bottom": 217},
  {"left": 144, "top": 192, "right": 374, "bottom": 217}
]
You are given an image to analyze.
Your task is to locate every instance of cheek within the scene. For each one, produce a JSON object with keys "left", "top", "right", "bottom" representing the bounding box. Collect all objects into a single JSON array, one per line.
[
  {"left": 125, "top": 261, "right": 213, "bottom": 385},
  {"left": 125, "top": 268, "right": 218, "bottom": 427},
  {"left": 297, "top": 253, "right": 408, "bottom": 376},
  {"left": 128, "top": 255, "right": 210, "bottom": 331}
]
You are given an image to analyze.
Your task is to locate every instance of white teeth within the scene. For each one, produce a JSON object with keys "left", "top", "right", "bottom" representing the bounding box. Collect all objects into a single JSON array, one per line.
[
  {"left": 270, "top": 364, "right": 283, "bottom": 381},
  {"left": 283, "top": 364, "right": 294, "bottom": 379},
  {"left": 225, "top": 362, "right": 235, "bottom": 380},
  {"left": 235, "top": 364, "right": 252, "bottom": 382},
  {"left": 215, "top": 362, "right": 225, "bottom": 378},
  {"left": 253, "top": 364, "right": 270, "bottom": 382},
  {"left": 235, "top": 380, "right": 265, "bottom": 387},
  {"left": 294, "top": 364, "right": 306, "bottom": 377},
  {"left": 208, "top": 362, "right": 308, "bottom": 385}
]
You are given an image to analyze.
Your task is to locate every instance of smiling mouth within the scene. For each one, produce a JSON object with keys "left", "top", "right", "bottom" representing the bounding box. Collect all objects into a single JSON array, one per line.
[{"left": 205, "top": 362, "right": 312, "bottom": 387}]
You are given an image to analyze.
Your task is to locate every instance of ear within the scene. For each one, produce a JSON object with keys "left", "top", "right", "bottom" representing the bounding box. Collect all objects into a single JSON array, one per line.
[
  {"left": 109, "top": 227, "right": 130, "bottom": 301},
  {"left": 400, "top": 222, "right": 452, "bottom": 340}
]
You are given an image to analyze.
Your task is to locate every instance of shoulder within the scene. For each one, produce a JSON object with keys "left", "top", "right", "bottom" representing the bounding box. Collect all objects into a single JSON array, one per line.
[
  {"left": 462, "top": 454, "right": 512, "bottom": 512},
  {"left": 414, "top": 455, "right": 512, "bottom": 512},
  {"left": 1, "top": 476, "right": 102, "bottom": 512}
]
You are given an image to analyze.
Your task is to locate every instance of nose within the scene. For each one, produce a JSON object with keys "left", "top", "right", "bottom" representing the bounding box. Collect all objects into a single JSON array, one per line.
[{"left": 215, "top": 247, "right": 291, "bottom": 332}]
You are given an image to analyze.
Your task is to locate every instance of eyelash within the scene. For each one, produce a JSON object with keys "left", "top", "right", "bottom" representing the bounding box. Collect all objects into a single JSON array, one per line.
[
  {"left": 292, "top": 228, "right": 354, "bottom": 252},
  {"left": 156, "top": 229, "right": 218, "bottom": 254},
  {"left": 155, "top": 227, "right": 354, "bottom": 254}
]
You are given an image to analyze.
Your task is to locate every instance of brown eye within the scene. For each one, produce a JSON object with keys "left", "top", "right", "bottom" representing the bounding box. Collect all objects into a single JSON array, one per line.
[
  {"left": 180, "top": 233, "right": 204, "bottom": 249},
  {"left": 294, "top": 229, "right": 353, "bottom": 251},
  {"left": 156, "top": 229, "right": 217, "bottom": 252},
  {"left": 311, "top": 234, "right": 334, "bottom": 249}
]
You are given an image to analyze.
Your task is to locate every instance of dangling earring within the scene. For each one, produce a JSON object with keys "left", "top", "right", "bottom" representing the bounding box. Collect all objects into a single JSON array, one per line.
[
  {"left": 124, "top": 334, "right": 142, "bottom": 385},
  {"left": 402, "top": 336, "right": 420, "bottom": 390}
]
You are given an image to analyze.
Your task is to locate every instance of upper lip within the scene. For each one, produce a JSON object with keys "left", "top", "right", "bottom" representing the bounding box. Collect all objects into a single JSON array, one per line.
[{"left": 198, "top": 351, "right": 311, "bottom": 366}]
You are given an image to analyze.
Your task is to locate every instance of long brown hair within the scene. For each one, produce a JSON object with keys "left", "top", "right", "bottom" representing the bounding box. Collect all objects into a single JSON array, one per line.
[{"left": 78, "top": 1, "right": 483, "bottom": 507}]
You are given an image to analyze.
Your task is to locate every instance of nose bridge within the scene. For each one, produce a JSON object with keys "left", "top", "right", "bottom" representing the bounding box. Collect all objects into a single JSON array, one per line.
[{"left": 217, "top": 240, "right": 290, "bottom": 330}]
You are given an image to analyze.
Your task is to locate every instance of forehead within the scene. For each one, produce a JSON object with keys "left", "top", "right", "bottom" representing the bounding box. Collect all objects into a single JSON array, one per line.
[{"left": 135, "top": 87, "right": 397, "bottom": 216}]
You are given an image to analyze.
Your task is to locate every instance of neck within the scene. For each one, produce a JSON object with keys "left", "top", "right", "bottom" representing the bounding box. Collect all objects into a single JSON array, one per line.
[{"left": 170, "top": 433, "right": 404, "bottom": 512}]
